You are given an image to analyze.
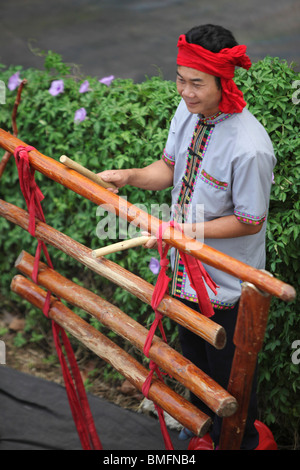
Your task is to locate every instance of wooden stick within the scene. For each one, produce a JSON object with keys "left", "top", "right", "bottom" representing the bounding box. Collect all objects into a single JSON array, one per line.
[
  {"left": 10, "top": 274, "right": 212, "bottom": 438},
  {"left": 0, "top": 199, "right": 226, "bottom": 349},
  {"left": 218, "top": 282, "right": 272, "bottom": 450},
  {"left": 0, "top": 128, "right": 295, "bottom": 302},
  {"left": 92, "top": 236, "right": 151, "bottom": 258},
  {"left": 15, "top": 250, "right": 237, "bottom": 418},
  {"left": 60, "top": 155, "right": 117, "bottom": 190}
]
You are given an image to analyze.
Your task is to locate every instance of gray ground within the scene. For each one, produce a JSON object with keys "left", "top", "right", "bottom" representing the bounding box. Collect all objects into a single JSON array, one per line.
[{"left": 1, "top": 0, "right": 299, "bottom": 82}]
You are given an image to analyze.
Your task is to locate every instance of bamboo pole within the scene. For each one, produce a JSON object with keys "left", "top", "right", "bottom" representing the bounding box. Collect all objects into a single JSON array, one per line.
[
  {"left": 10, "top": 274, "right": 212, "bottom": 438},
  {"left": 15, "top": 250, "right": 238, "bottom": 418},
  {"left": 0, "top": 199, "right": 226, "bottom": 349},
  {"left": 92, "top": 236, "right": 151, "bottom": 258},
  {"left": 218, "top": 282, "right": 272, "bottom": 450},
  {"left": 0, "top": 128, "right": 295, "bottom": 302},
  {"left": 60, "top": 155, "right": 117, "bottom": 190}
]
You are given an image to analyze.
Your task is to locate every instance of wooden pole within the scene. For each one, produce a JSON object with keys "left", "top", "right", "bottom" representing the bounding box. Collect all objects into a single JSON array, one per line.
[
  {"left": 15, "top": 250, "right": 238, "bottom": 418},
  {"left": 92, "top": 236, "right": 151, "bottom": 258},
  {"left": 0, "top": 199, "right": 226, "bottom": 349},
  {"left": 218, "top": 282, "right": 273, "bottom": 450},
  {"left": 0, "top": 128, "right": 295, "bottom": 302},
  {"left": 60, "top": 155, "right": 117, "bottom": 190},
  {"left": 10, "top": 274, "right": 212, "bottom": 438}
]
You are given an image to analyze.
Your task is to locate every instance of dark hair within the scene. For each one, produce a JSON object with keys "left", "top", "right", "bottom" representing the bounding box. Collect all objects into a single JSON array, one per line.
[
  {"left": 185, "top": 24, "right": 238, "bottom": 51},
  {"left": 185, "top": 24, "right": 238, "bottom": 88}
]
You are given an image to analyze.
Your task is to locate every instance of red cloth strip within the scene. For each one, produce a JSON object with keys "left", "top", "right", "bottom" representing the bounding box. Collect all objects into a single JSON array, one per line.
[
  {"left": 14, "top": 145, "right": 102, "bottom": 450},
  {"left": 142, "top": 360, "right": 174, "bottom": 450},
  {"left": 142, "top": 220, "right": 218, "bottom": 450},
  {"left": 143, "top": 221, "right": 218, "bottom": 358},
  {"left": 143, "top": 222, "right": 172, "bottom": 357}
]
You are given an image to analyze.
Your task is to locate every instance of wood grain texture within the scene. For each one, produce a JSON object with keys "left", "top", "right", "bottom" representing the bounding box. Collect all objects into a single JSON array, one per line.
[
  {"left": 0, "top": 128, "right": 295, "bottom": 302},
  {"left": 15, "top": 250, "right": 237, "bottom": 418},
  {"left": 11, "top": 274, "right": 212, "bottom": 438},
  {"left": 0, "top": 198, "right": 226, "bottom": 349}
]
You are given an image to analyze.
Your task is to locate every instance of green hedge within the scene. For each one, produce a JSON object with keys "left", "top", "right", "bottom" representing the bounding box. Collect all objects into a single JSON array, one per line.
[
  {"left": 0, "top": 52, "right": 299, "bottom": 447},
  {"left": 234, "top": 60, "right": 300, "bottom": 447}
]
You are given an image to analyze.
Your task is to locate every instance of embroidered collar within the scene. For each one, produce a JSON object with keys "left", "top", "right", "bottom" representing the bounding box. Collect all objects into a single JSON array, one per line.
[{"left": 198, "top": 111, "right": 232, "bottom": 125}]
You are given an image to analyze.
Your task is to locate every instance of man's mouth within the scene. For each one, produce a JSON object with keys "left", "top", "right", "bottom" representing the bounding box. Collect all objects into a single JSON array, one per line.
[{"left": 186, "top": 101, "right": 200, "bottom": 107}]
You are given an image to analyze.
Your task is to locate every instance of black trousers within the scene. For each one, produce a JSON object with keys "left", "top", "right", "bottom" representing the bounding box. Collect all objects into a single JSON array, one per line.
[{"left": 178, "top": 298, "right": 259, "bottom": 449}]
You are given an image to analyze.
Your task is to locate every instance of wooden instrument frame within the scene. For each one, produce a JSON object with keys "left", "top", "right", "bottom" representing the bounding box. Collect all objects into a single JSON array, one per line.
[{"left": 0, "top": 128, "right": 296, "bottom": 449}]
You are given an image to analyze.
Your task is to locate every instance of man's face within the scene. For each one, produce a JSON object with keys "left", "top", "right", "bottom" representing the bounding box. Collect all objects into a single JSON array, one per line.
[{"left": 176, "top": 66, "right": 222, "bottom": 117}]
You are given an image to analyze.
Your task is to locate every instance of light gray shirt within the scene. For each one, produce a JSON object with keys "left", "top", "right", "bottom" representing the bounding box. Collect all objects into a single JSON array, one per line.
[{"left": 163, "top": 99, "right": 276, "bottom": 309}]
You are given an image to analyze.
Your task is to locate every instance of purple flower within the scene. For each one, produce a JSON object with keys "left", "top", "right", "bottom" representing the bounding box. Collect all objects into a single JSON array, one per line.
[
  {"left": 149, "top": 257, "right": 160, "bottom": 275},
  {"left": 74, "top": 107, "right": 87, "bottom": 123},
  {"left": 272, "top": 172, "right": 275, "bottom": 184},
  {"left": 99, "top": 75, "right": 114, "bottom": 86},
  {"left": 49, "top": 79, "right": 64, "bottom": 96},
  {"left": 8, "top": 72, "right": 22, "bottom": 91},
  {"left": 79, "top": 80, "right": 90, "bottom": 93}
]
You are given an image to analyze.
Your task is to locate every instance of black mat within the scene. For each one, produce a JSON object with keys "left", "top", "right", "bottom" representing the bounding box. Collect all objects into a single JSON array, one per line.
[{"left": 0, "top": 366, "right": 190, "bottom": 451}]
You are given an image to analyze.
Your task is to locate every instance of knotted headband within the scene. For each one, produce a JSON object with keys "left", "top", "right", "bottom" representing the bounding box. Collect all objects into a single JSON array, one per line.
[{"left": 177, "top": 34, "right": 252, "bottom": 114}]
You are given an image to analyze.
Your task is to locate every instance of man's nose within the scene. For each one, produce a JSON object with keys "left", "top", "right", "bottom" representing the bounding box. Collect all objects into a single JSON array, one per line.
[{"left": 182, "top": 85, "right": 195, "bottom": 98}]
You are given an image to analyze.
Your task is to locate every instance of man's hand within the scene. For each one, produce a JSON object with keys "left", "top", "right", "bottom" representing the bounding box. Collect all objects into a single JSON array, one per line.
[
  {"left": 141, "top": 231, "right": 167, "bottom": 250},
  {"left": 97, "top": 160, "right": 174, "bottom": 193},
  {"left": 97, "top": 169, "right": 132, "bottom": 193}
]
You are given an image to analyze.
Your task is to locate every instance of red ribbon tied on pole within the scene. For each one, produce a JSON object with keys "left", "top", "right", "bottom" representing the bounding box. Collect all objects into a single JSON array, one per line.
[
  {"left": 143, "top": 220, "right": 218, "bottom": 357},
  {"left": 13, "top": 145, "right": 102, "bottom": 450},
  {"left": 142, "top": 221, "right": 218, "bottom": 450}
]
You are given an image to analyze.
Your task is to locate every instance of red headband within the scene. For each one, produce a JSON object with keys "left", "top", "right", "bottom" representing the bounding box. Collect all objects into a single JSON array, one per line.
[{"left": 177, "top": 34, "right": 252, "bottom": 114}]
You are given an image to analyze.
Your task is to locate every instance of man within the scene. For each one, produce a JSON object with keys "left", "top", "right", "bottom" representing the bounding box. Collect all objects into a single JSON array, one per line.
[{"left": 98, "top": 24, "right": 276, "bottom": 449}]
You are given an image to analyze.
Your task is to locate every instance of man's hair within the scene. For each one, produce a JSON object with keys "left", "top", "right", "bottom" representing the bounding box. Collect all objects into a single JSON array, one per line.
[
  {"left": 185, "top": 24, "right": 238, "bottom": 88},
  {"left": 185, "top": 24, "right": 238, "bottom": 52}
]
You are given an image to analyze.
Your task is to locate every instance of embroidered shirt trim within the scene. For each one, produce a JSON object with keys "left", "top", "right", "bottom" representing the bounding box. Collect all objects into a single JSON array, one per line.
[
  {"left": 171, "top": 116, "right": 218, "bottom": 304},
  {"left": 234, "top": 209, "right": 266, "bottom": 225},
  {"left": 162, "top": 148, "right": 175, "bottom": 167}
]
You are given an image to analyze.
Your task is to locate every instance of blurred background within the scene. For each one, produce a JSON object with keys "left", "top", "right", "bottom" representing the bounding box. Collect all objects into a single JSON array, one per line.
[{"left": 1, "top": 0, "right": 300, "bottom": 82}]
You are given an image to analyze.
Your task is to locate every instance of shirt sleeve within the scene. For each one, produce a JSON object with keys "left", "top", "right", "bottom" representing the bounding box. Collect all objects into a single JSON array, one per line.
[
  {"left": 161, "top": 113, "right": 176, "bottom": 168},
  {"left": 232, "top": 150, "right": 275, "bottom": 225}
]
